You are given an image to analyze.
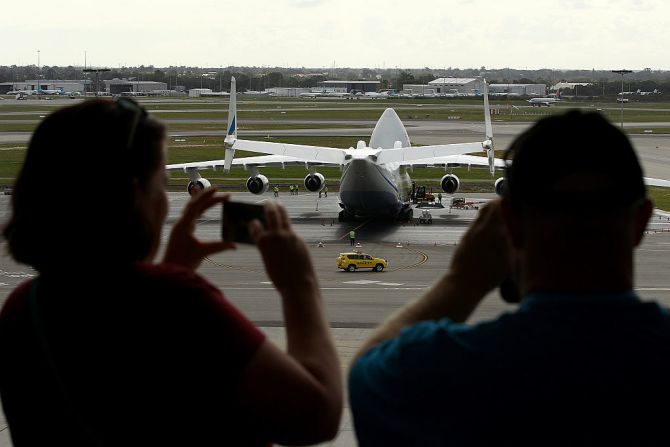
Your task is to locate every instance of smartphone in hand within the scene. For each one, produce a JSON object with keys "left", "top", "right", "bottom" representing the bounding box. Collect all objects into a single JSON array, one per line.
[{"left": 222, "top": 201, "right": 266, "bottom": 244}]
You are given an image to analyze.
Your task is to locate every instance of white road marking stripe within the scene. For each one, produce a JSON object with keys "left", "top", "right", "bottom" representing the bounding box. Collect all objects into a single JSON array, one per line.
[
  {"left": 343, "top": 280, "right": 381, "bottom": 285},
  {"left": 225, "top": 287, "right": 425, "bottom": 291}
]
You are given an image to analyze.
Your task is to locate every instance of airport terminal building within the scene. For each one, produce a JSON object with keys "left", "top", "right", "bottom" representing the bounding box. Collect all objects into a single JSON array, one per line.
[
  {"left": 104, "top": 80, "right": 167, "bottom": 95},
  {"left": 489, "top": 83, "right": 547, "bottom": 96},
  {"left": 0, "top": 80, "right": 90, "bottom": 94},
  {"left": 316, "top": 80, "right": 380, "bottom": 93},
  {"left": 267, "top": 87, "right": 312, "bottom": 97},
  {"left": 403, "top": 78, "right": 486, "bottom": 96}
]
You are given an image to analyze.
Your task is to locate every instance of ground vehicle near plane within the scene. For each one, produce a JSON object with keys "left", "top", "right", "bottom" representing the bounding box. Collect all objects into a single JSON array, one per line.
[
  {"left": 337, "top": 252, "right": 388, "bottom": 272},
  {"left": 167, "top": 77, "right": 506, "bottom": 222},
  {"left": 417, "top": 210, "right": 433, "bottom": 224},
  {"left": 412, "top": 185, "right": 435, "bottom": 204}
]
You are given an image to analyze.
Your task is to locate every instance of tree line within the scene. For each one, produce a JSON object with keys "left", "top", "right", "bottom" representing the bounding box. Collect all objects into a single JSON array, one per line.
[{"left": 1, "top": 65, "right": 669, "bottom": 98}]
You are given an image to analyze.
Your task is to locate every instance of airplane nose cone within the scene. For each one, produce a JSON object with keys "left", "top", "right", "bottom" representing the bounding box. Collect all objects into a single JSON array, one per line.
[{"left": 340, "top": 159, "right": 400, "bottom": 217}]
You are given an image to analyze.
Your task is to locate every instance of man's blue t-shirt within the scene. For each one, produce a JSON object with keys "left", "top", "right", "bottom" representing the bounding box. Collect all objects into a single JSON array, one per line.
[{"left": 349, "top": 292, "right": 670, "bottom": 446}]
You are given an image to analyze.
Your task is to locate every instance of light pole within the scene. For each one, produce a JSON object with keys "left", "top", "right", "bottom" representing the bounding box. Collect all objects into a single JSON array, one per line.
[
  {"left": 612, "top": 69, "right": 632, "bottom": 128},
  {"left": 83, "top": 68, "right": 111, "bottom": 96},
  {"left": 37, "top": 50, "right": 40, "bottom": 94}
]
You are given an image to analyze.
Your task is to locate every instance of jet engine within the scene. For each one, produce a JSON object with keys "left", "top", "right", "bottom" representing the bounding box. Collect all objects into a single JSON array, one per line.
[
  {"left": 440, "top": 174, "right": 460, "bottom": 194},
  {"left": 494, "top": 177, "right": 505, "bottom": 196},
  {"left": 246, "top": 175, "right": 269, "bottom": 195},
  {"left": 187, "top": 178, "right": 211, "bottom": 196},
  {"left": 304, "top": 173, "right": 325, "bottom": 192}
]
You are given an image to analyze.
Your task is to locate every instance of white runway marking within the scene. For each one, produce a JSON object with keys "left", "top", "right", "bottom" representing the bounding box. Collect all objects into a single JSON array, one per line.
[
  {"left": 343, "top": 280, "right": 384, "bottom": 285},
  {"left": 225, "top": 287, "right": 425, "bottom": 291},
  {"left": 0, "top": 270, "right": 35, "bottom": 278}
]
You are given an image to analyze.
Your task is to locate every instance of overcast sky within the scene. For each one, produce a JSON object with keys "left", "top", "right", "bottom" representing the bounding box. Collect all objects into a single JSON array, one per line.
[{"left": 2, "top": 0, "right": 668, "bottom": 70}]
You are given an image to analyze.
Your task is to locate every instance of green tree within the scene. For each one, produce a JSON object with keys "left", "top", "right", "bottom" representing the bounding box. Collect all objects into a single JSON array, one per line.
[
  {"left": 267, "top": 71, "right": 283, "bottom": 87},
  {"left": 397, "top": 71, "right": 415, "bottom": 90}
]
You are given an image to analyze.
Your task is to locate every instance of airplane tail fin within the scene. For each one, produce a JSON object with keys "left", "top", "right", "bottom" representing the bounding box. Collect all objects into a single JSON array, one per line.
[
  {"left": 223, "top": 77, "right": 237, "bottom": 173},
  {"left": 482, "top": 79, "right": 495, "bottom": 176}
]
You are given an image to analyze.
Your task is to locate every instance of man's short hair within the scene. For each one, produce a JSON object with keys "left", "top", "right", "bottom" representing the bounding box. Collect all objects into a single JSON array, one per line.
[{"left": 503, "top": 111, "right": 646, "bottom": 212}]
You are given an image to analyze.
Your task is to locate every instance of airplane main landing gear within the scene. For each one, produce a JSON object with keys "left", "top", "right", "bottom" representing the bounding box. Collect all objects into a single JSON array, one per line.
[
  {"left": 338, "top": 210, "right": 355, "bottom": 223},
  {"left": 398, "top": 207, "right": 413, "bottom": 222}
]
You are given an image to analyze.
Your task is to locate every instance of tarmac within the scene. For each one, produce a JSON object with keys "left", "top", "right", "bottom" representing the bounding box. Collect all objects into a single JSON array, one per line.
[{"left": 2, "top": 191, "right": 670, "bottom": 446}]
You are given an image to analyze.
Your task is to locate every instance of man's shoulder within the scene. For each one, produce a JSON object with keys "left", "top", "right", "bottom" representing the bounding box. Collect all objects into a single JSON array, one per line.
[{"left": 353, "top": 317, "right": 511, "bottom": 378}]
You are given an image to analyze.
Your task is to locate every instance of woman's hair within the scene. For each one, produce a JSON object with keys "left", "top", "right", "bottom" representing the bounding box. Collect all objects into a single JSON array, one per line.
[{"left": 3, "top": 99, "right": 167, "bottom": 271}]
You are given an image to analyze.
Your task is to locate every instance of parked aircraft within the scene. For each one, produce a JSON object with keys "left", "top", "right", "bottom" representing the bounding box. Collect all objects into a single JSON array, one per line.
[
  {"left": 638, "top": 89, "right": 661, "bottom": 96},
  {"left": 167, "top": 77, "right": 503, "bottom": 221},
  {"left": 364, "top": 90, "right": 398, "bottom": 98},
  {"left": 242, "top": 90, "right": 270, "bottom": 96},
  {"left": 528, "top": 97, "right": 561, "bottom": 107},
  {"left": 299, "top": 90, "right": 351, "bottom": 98}
]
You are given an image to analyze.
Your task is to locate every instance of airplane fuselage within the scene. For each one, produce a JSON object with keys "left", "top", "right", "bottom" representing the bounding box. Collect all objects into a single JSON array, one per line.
[
  {"left": 336, "top": 108, "right": 413, "bottom": 219},
  {"left": 339, "top": 158, "right": 407, "bottom": 218}
]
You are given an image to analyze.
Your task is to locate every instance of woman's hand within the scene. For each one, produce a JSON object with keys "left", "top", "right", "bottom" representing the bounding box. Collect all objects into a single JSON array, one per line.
[
  {"left": 163, "top": 188, "right": 236, "bottom": 270},
  {"left": 249, "top": 201, "right": 316, "bottom": 292}
]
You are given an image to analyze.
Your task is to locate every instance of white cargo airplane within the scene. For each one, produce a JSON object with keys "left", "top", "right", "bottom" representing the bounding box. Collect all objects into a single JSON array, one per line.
[
  {"left": 167, "top": 77, "right": 670, "bottom": 221},
  {"left": 167, "top": 76, "right": 505, "bottom": 221}
]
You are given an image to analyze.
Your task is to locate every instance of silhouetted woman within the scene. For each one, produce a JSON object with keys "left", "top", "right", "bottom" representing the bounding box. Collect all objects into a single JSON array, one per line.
[{"left": 0, "top": 99, "right": 341, "bottom": 446}]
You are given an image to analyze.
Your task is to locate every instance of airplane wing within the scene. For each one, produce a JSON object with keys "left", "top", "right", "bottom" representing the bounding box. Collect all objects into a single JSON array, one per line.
[
  {"left": 232, "top": 139, "right": 347, "bottom": 165},
  {"left": 166, "top": 154, "right": 329, "bottom": 172},
  {"left": 645, "top": 177, "right": 670, "bottom": 188},
  {"left": 395, "top": 154, "right": 506, "bottom": 169},
  {"left": 375, "top": 142, "right": 484, "bottom": 164}
]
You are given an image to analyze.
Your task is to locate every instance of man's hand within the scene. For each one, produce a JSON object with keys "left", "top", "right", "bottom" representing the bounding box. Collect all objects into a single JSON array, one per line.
[
  {"left": 449, "top": 199, "right": 513, "bottom": 297},
  {"left": 163, "top": 188, "right": 236, "bottom": 270},
  {"left": 353, "top": 199, "right": 514, "bottom": 362},
  {"left": 249, "top": 201, "right": 317, "bottom": 293}
]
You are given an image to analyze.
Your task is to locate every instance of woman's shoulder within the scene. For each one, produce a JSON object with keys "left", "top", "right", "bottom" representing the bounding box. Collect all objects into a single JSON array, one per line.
[
  {"left": 0, "top": 279, "right": 34, "bottom": 322},
  {"left": 133, "top": 262, "right": 219, "bottom": 294}
]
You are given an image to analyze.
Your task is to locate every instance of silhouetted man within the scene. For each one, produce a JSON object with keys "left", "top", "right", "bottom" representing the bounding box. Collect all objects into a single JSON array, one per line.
[{"left": 349, "top": 111, "right": 670, "bottom": 446}]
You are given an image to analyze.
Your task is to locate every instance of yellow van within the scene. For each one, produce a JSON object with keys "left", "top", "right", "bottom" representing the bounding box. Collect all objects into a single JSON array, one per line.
[{"left": 337, "top": 251, "right": 388, "bottom": 272}]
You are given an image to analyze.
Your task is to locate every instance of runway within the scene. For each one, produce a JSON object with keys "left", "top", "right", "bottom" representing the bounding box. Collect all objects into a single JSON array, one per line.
[
  {"left": 2, "top": 190, "right": 670, "bottom": 325},
  {"left": 2, "top": 189, "right": 670, "bottom": 327}
]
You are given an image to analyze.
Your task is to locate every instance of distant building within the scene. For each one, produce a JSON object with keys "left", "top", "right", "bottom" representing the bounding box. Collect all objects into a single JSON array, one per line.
[
  {"left": 0, "top": 80, "right": 90, "bottom": 94},
  {"left": 428, "top": 78, "right": 485, "bottom": 95},
  {"left": 550, "top": 82, "right": 592, "bottom": 91},
  {"left": 401, "top": 78, "right": 485, "bottom": 96},
  {"left": 188, "top": 88, "right": 212, "bottom": 98},
  {"left": 316, "top": 80, "right": 380, "bottom": 93},
  {"left": 104, "top": 79, "right": 167, "bottom": 95},
  {"left": 402, "top": 84, "right": 438, "bottom": 96},
  {"left": 267, "top": 87, "right": 311, "bottom": 97},
  {"left": 489, "top": 84, "right": 547, "bottom": 96}
]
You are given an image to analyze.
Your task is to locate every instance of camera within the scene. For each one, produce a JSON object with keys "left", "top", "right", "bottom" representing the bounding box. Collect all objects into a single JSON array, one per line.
[{"left": 221, "top": 201, "right": 267, "bottom": 244}]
